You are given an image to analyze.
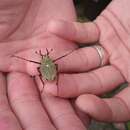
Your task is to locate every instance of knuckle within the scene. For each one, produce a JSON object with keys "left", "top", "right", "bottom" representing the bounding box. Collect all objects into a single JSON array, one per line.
[{"left": 89, "top": 71, "right": 104, "bottom": 93}]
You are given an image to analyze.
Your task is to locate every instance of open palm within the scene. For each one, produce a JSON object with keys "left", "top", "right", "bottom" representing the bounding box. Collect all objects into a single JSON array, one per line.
[{"left": 0, "top": 1, "right": 88, "bottom": 130}]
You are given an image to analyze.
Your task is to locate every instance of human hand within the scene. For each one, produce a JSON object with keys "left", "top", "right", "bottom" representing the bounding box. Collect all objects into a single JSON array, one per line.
[
  {"left": 45, "top": 0, "right": 130, "bottom": 122},
  {"left": 0, "top": 0, "right": 77, "bottom": 92},
  {"left": 0, "top": 0, "right": 89, "bottom": 129},
  {"left": 0, "top": 0, "right": 76, "bottom": 41},
  {"left": 0, "top": 72, "right": 87, "bottom": 130},
  {"left": 0, "top": 0, "right": 77, "bottom": 73}
]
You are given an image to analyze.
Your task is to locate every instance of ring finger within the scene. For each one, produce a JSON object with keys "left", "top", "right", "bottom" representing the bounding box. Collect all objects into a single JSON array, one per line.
[{"left": 55, "top": 45, "right": 109, "bottom": 73}]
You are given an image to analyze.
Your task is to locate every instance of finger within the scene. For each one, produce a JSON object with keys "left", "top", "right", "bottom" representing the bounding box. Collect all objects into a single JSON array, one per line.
[
  {"left": 7, "top": 72, "right": 56, "bottom": 130},
  {"left": 35, "top": 77, "right": 86, "bottom": 130},
  {"left": 113, "top": 84, "right": 130, "bottom": 121},
  {"left": 76, "top": 85, "right": 130, "bottom": 122},
  {"left": 71, "top": 99, "right": 91, "bottom": 127},
  {"left": 44, "top": 66, "right": 125, "bottom": 97},
  {"left": 0, "top": 73, "right": 22, "bottom": 130},
  {"left": 76, "top": 94, "right": 113, "bottom": 122},
  {"left": 55, "top": 46, "right": 108, "bottom": 72},
  {"left": 47, "top": 19, "right": 100, "bottom": 43},
  {"left": 40, "top": 92, "right": 86, "bottom": 130}
]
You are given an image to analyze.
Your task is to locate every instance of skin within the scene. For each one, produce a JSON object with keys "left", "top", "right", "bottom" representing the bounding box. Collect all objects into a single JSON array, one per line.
[
  {"left": 1, "top": 0, "right": 129, "bottom": 129},
  {"left": 45, "top": 0, "right": 130, "bottom": 123},
  {"left": 0, "top": 0, "right": 89, "bottom": 130}
]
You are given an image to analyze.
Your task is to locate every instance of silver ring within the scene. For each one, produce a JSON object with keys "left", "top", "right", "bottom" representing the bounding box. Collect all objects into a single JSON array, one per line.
[{"left": 92, "top": 45, "right": 105, "bottom": 67}]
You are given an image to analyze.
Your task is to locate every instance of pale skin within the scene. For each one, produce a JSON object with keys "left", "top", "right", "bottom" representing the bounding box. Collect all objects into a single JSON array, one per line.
[
  {"left": 0, "top": 0, "right": 130, "bottom": 129},
  {"left": 0, "top": 0, "right": 89, "bottom": 130},
  {"left": 45, "top": 0, "right": 130, "bottom": 123}
]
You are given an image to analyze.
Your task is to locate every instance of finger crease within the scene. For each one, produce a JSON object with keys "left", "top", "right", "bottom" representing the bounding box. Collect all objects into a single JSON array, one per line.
[
  {"left": 90, "top": 71, "right": 104, "bottom": 93},
  {"left": 72, "top": 75, "right": 80, "bottom": 95},
  {"left": 10, "top": 94, "right": 40, "bottom": 104},
  {"left": 53, "top": 111, "right": 75, "bottom": 121},
  {"left": 80, "top": 48, "right": 89, "bottom": 69}
]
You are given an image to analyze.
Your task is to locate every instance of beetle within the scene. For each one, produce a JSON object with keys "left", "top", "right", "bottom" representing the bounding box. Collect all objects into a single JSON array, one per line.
[{"left": 13, "top": 48, "right": 75, "bottom": 93}]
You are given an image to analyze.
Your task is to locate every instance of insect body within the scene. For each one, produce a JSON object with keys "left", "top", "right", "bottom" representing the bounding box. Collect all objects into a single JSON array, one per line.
[
  {"left": 40, "top": 55, "right": 57, "bottom": 81},
  {"left": 13, "top": 48, "right": 75, "bottom": 93}
]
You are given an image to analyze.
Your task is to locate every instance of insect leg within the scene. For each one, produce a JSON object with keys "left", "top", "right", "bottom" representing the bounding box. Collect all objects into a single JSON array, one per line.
[
  {"left": 12, "top": 55, "right": 41, "bottom": 64},
  {"left": 55, "top": 64, "right": 60, "bottom": 96},
  {"left": 37, "top": 67, "right": 45, "bottom": 93}
]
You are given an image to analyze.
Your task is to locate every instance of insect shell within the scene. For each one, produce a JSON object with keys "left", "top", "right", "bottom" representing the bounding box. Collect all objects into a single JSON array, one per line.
[{"left": 40, "top": 55, "right": 57, "bottom": 81}]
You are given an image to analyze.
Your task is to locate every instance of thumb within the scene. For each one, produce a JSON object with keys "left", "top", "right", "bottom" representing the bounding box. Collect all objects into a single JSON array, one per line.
[{"left": 47, "top": 19, "right": 100, "bottom": 43}]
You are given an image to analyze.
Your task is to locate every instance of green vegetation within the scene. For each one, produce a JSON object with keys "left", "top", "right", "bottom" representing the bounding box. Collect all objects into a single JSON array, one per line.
[{"left": 126, "top": 122, "right": 130, "bottom": 130}]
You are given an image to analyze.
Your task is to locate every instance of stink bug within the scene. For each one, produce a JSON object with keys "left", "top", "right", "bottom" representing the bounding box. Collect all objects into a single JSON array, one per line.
[{"left": 13, "top": 48, "right": 75, "bottom": 93}]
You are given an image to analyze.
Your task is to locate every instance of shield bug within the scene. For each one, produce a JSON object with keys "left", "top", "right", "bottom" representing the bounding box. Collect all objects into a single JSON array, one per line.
[{"left": 13, "top": 48, "right": 75, "bottom": 94}]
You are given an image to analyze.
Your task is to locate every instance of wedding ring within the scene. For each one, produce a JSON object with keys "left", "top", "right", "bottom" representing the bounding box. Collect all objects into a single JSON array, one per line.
[{"left": 92, "top": 45, "right": 105, "bottom": 67}]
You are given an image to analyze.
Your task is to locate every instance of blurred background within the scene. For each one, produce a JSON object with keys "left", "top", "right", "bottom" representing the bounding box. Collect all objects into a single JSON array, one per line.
[
  {"left": 74, "top": 0, "right": 111, "bottom": 21},
  {"left": 74, "top": 0, "right": 130, "bottom": 130}
]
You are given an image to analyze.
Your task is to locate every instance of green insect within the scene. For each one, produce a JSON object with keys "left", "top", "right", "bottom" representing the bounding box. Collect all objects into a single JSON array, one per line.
[{"left": 13, "top": 48, "right": 75, "bottom": 93}]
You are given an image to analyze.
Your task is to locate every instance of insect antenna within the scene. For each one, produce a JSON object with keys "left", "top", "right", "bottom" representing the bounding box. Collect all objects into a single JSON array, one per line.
[
  {"left": 12, "top": 55, "right": 41, "bottom": 65},
  {"left": 53, "top": 49, "right": 77, "bottom": 62}
]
